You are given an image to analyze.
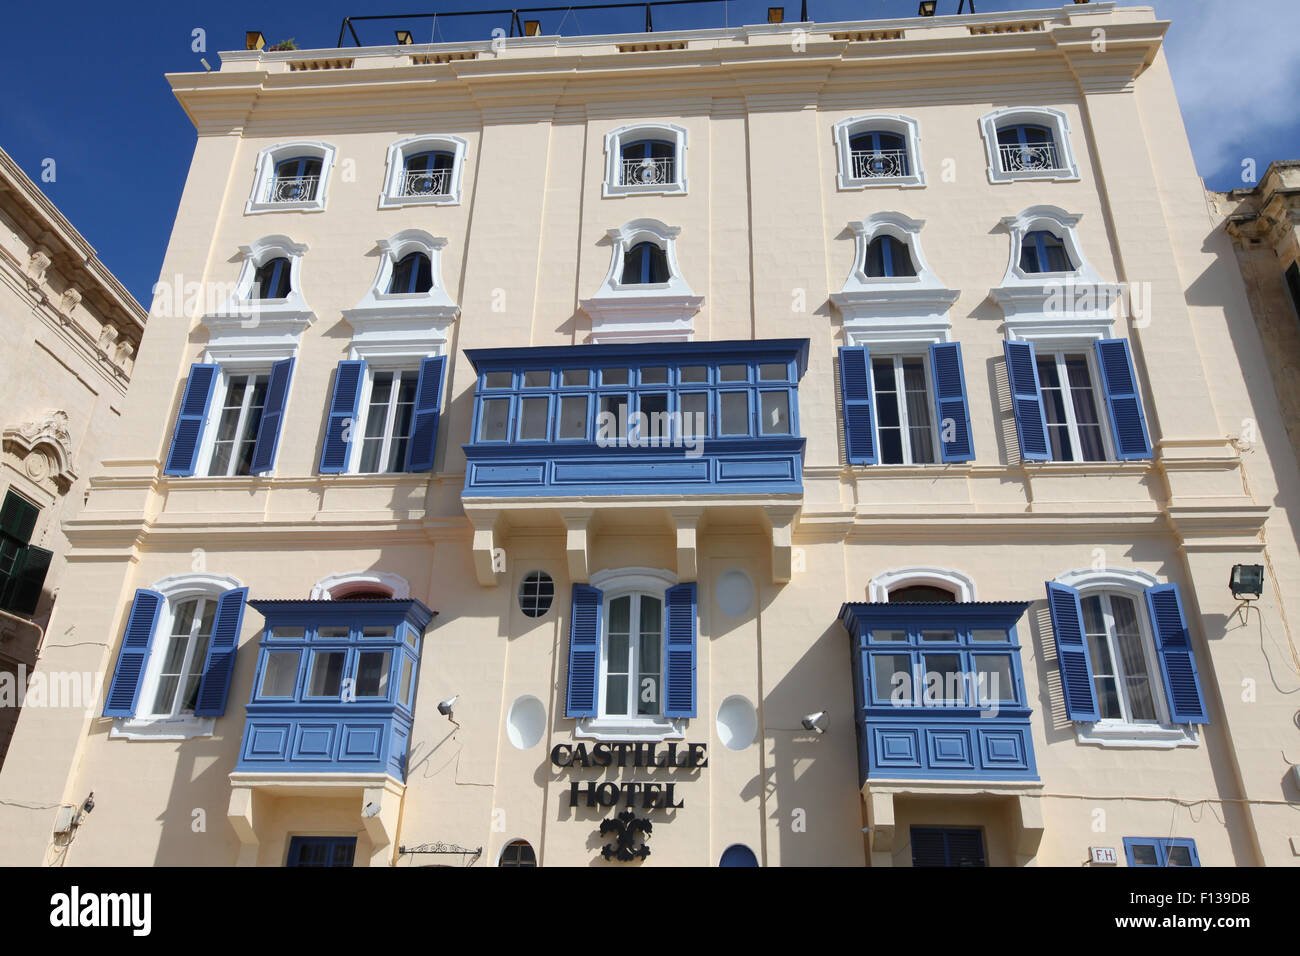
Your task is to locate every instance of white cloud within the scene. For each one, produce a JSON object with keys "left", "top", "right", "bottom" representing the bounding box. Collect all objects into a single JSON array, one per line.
[{"left": 1124, "top": 0, "right": 1300, "bottom": 181}]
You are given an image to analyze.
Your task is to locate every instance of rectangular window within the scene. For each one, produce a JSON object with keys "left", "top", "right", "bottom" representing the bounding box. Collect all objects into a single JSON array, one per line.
[
  {"left": 759, "top": 392, "right": 791, "bottom": 436},
  {"left": 562, "top": 369, "right": 590, "bottom": 387},
  {"left": 872, "top": 357, "right": 935, "bottom": 465},
  {"left": 680, "top": 393, "right": 709, "bottom": 438},
  {"left": 973, "top": 655, "right": 1015, "bottom": 704},
  {"left": 602, "top": 593, "right": 663, "bottom": 719},
  {"left": 287, "top": 836, "right": 357, "bottom": 868},
  {"left": 558, "top": 395, "right": 588, "bottom": 440},
  {"left": 260, "top": 651, "right": 300, "bottom": 698},
  {"left": 873, "top": 653, "right": 912, "bottom": 703},
  {"left": 399, "top": 656, "right": 414, "bottom": 705},
  {"left": 478, "top": 398, "right": 511, "bottom": 441},
  {"left": 639, "top": 393, "right": 669, "bottom": 443},
  {"left": 911, "top": 827, "right": 986, "bottom": 867},
  {"left": 208, "top": 373, "right": 270, "bottom": 477},
  {"left": 358, "top": 369, "right": 419, "bottom": 473},
  {"left": 523, "top": 370, "right": 551, "bottom": 388},
  {"left": 484, "top": 371, "right": 512, "bottom": 389},
  {"left": 1036, "top": 352, "right": 1106, "bottom": 462},
  {"left": 1123, "top": 837, "right": 1199, "bottom": 867},
  {"left": 0, "top": 491, "right": 40, "bottom": 611},
  {"left": 863, "top": 618, "right": 1025, "bottom": 712},
  {"left": 517, "top": 396, "right": 550, "bottom": 441},
  {"left": 151, "top": 598, "right": 215, "bottom": 715},
  {"left": 355, "top": 650, "right": 392, "bottom": 697},
  {"left": 719, "top": 392, "right": 749, "bottom": 435},
  {"left": 1082, "top": 593, "right": 1157, "bottom": 723},
  {"left": 307, "top": 651, "right": 346, "bottom": 697},
  {"left": 679, "top": 366, "right": 707, "bottom": 384}
]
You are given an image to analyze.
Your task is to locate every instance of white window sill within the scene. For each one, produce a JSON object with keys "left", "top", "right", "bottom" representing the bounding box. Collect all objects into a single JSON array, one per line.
[
  {"left": 603, "top": 182, "right": 687, "bottom": 198},
  {"left": 575, "top": 716, "right": 685, "bottom": 742},
  {"left": 839, "top": 175, "right": 925, "bottom": 190},
  {"left": 111, "top": 715, "right": 215, "bottom": 741},
  {"left": 245, "top": 200, "right": 326, "bottom": 214},
  {"left": 377, "top": 192, "right": 459, "bottom": 209},
  {"left": 1074, "top": 720, "right": 1198, "bottom": 749},
  {"left": 988, "top": 167, "right": 1080, "bottom": 185}
]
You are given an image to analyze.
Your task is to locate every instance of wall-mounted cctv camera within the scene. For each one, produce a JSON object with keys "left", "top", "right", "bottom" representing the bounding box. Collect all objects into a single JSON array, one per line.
[
  {"left": 801, "top": 711, "right": 827, "bottom": 734},
  {"left": 362, "top": 801, "right": 381, "bottom": 819},
  {"left": 437, "top": 696, "right": 458, "bottom": 716}
]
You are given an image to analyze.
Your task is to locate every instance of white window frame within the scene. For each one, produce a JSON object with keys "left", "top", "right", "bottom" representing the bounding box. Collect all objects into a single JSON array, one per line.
[
  {"left": 1032, "top": 346, "right": 1116, "bottom": 464},
  {"left": 978, "top": 107, "right": 1079, "bottom": 184},
  {"left": 349, "top": 362, "right": 423, "bottom": 475},
  {"left": 245, "top": 140, "right": 338, "bottom": 214},
  {"left": 576, "top": 567, "right": 684, "bottom": 742},
  {"left": 579, "top": 219, "right": 703, "bottom": 344},
  {"left": 110, "top": 573, "right": 243, "bottom": 741},
  {"left": 309, "top": 571, "right": 409, "bottom": 600},
  {"left": 599, "top": 591, "right": 664, "bottom": 720},
  {"left": 343, "top": 230, "right": 460, "bottom": 341},
  {"left": 868, "top": 567, "right": 977, "bottom": 603},
  {"left": 832, "top": 114, "right": 925, "bottom": 190},
  {"left": 602, "top": 123, "right": 688, "bottom": 198},
  {"left": 1055, "top": 567, "right": 1198, "bottom": 749},
  {"left": 378, "top": 134, "right": 468, "bottom": 208},
  {"left": 869, "top": 351, "right": 941, "bottom": 466},
  {"left": 197, "top": 366, "right": 274, "bottom": 478}
]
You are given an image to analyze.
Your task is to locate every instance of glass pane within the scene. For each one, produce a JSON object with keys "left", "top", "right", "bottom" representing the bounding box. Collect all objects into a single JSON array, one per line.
[
  {"left": 523, "top": 370, "right": 550, "bottom": 388},
  {"left": 316, "top": 626, "right": 350, "bottom": 639},
  {"left": 484, "top": 372, "right": 512, "bottom": 388},
  {"left": 362, "top": 626, "right": 394, "bottom": 639},
  {"left": 271, "top": 626, "right": 305, "bottom": 639},
  {"left": 605, "top": 675, "right": 628, "bottom": 715},
  {"left": 759, "top": 363, "right": 787, "bottom": 382},
  {"left": 518, "top": 397, "right": 549, "bottom": 440},
  {"left": 1111, "top": 595, "right": 1156, "bottom": 721},
  {"left": 903, "top": 360, "right": 934, "bottom": 464},
  {"left": 640, "top": 394, "right": 669, "bottom": 442},
  {"left": 719, "top": 365, "right": 747, "bottom": 382},
  {"left": 561, "top": 369, "right": 590, "bottom": 387},
  {"left": 601, "top": 368, "right": 629, "bottom": 385},
  {"left": 720, "top": 393, "right": 748, "bottom": 435},
  {"left": 679, "top": 366, "right": 707, "bottom": 384},
  {"left": 399, "top": 657, "right": 414, "bottom": 704},
  {"left": 608, "top": 596, "right": 630, "bottom": 645},
  {"left": 356, "top": 651, "right": 392, "bottom": 697},
  {"left": 641, "top": 367, "right": 668, "bottom": 385},
  {"left": 680, "top": 393, "right": 708, "bottom": 438},
  {"left": 874, "top": 654, "right": 912, "bottom": 703},
  {"left": 599, "top": 395, "right": 628, "bottom": 441},
  {"left": 261, "top": 651, "right": 300, "bottom": 697},
  {"left": 920, "top": 630, "right": 956, "bottom": 642},
  {"left": 759, "top": 392, "right": 790, "bottom": 435},
  {"left": 871, "top": 629, "right": 907, "bottom": 643},
  {"left": 923, "top": 653, "right": 963, "bottom": 703},
  {"left": 308, "top": 651, "right": 346, "bottom": 697},
  {"left": 974, "top": 655, "right": 1014, "bottom": 703},
  {"left": 1165, "top": 845, "right": 1193, "bottom": 866},
  {"left": 1131, "top": 843, "right": 1159, "bottom": 866},
  {"left": 479, "top": 399, "right": 510, "bottom": 441},
  {"left": 971, "top": 629, "right": 1006, "bottom": 643},
  {"left": 558, "top": 395, "right": 588, "bottom": 439}
]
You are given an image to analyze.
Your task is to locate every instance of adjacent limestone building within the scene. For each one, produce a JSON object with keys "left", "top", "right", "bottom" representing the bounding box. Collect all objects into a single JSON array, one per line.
[
  {"left": 0, "top": 146, "right": 145, "bottom": 768},
  {"left": 0, "top": 2, "right": 1297, "bottom": 867}
]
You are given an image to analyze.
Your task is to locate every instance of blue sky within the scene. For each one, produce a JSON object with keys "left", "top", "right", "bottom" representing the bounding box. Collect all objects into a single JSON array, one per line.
[{"left": 1, "top": 0, "right": 1295, "bottom": 307}]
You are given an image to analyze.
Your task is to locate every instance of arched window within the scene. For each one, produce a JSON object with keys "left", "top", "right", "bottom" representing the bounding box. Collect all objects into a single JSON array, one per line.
[
  {"left": 1019, "top": 230, "right": 1073, "bottom": 274},
  {"left": 621, "top": 242, "right": 670, "bottom": 285},
  {"left": 271, "top": 156, "right": 323, "bottom": 202},
  {"left": 889, "top": 584, "right": 955, "bottom": 602},
  {"left": 387, "top": 252, "right": 433, "bottom": 294},
  {"left": 603, "top": 590, "right": 663, "bottom": 718},
  {"left": 401, "top": 150, "right": 456, "bottom": 198},
  {"left": 620, "top": 139, "right": 676, "bottom": 186},
  {"left": 499, "top": 840, "right": 537, "bottom": 867},
  {"left": 864, "top": 235, "right": 917, "bottom": 278},
  {"left": 310, "top": 571, "right": 410, "bottom": 601},
  {"left": 995, "top": 124, "right": 1060, "bottom": 174},
  {"left": 252, "top": 257, "right": 292, "bottom": 299},
  {"left": 719, "top": 844, "right": 759, "bottom": 866},
  {"left": 1079, "top": 588, "right": 1160, "bottom": 723},
  {"left": 848, "top": 130, "right": 910, "bottom": 179}
]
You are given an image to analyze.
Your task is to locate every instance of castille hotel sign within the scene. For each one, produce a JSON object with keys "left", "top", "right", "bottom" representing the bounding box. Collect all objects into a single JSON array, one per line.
[{"left": 550, "top": 741, "right": 708, "bottom": 810}]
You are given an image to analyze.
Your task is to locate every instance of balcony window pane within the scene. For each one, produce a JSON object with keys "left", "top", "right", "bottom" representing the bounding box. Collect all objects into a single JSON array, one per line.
[
  {"left": 679, "top": 366, "right": 707, "bottom": 384},
  {"left": 484, "top": 372, "right": 512, "bottom": 389},
  {"left": 523, "top": 370, "right": 550, "bottom": 388},
  {"left": 561, "top": 369, "right": 590, "bottom": 387},
  {"left": 316, "top": 626, "right": 350, "bottom": 639},
  {"left": 356, "top": 651, "right": 392, "bottom": 698},
  {"left": 974, "top": 655, "right": 1014, "bottom": 703},
  {"left": 874, "top": 654, "right": 912, "bottom": 703},
  {"left": 479, "top": 399, "right": 510, "bottom": 441},
  {"left": 720, "top": 393, "right": 749, "bottom": 435},
  {"left": 719, "top": 365, "right": 747, "bottom": 383},
  {"left": 308, "top": 651, "right": 346, "bottom": 697},
  {"left": 601, "top": 368, "right": 629, "bottom": 386},
  {"left": 399, "top": 656, "right": 414, "bottom": 705},
  {"left": 680, "top": 393, "right": 708, "bottom": 438},
  {"left": 361, "top": 626, "right": 394, "bottom": 639},
  {"left": 599, "top": 395, "right": 628, "bottom": 442},
  {"left": 759, "top": 363, "right": 787, "bottom": 381},
  {"left": 871, "top": 629, "right": 907, "bottom": 643},
  {"left": 518, "top": 397, "right": 549, "bottom": 440},
  {"left": 759, "top": 392, "right": 790, "bottom": 435},
  {"left": 271, "top": 626, "right": 305, "bottom": 639},
  {"left": 920, "top": 630, "right": 956, "bottom": 642},
  {"left": 971, "top": 629, "right": 1006, "bottom": 643},
  {"left": 641, "top": 367, "right": 668, "bottom": 385},
  {"left": 640, "top": 393, "right": 669, "bottom": 442},
  {"left": 558, "top": 395, "right": 588, "bottom": 439},
  {"left": 260, "top": 651, "right": 299, "bottom": 698},
  {"left": 922, "top": 653, "right": 963, "bottom": 703}
]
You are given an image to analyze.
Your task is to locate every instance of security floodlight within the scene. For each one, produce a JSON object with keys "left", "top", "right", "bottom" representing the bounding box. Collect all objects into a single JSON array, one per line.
[
  {"left": 437, "top": 696, "right": 458, "bottom": 716},
  {"left": 395, "top": 30, "right": 414, "bottom": 45},
  {"left": 768, "top": 7, "right": 785, "bottom": 23},
  {"left": 246, "top": 31, "right": 265, "bottom": 51},
  {"left": 801, "top": 711, "right": 827, "bottom": 734},
  {"left": 1229, "top": 564, "right": 1264, "bottom": 600},
  {"left": 918, "top": 1, "right": 937, "bottom": 16},
  {"left": 81, "top": 792, "right": 95, "bottom": 815}
]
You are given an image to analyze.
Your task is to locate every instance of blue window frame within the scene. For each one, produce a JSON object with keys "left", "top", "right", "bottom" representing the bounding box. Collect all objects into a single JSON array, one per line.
[
  {"left": 252, "top": 257, "right": 291, "bottom": 299},
  {"left": 621, "top": 241, "right": 670, "bottom": 285},
  {"left": 388, "top": 252, "right": 433, "bottom": 294},
  {"left": 1123, "top": 837, "right": 1200, "bottom": 867},
  {"left": 620, "top": 138, "right": 675, "bottom": 186},
  {"left": 848, "top": 130, "right": 910, "bottom": 177},
  {"left": 287, "top": 836, "right": 356, "bottom": 867},
  {"left": 995, "top": 123, "right": 1060, "bottom": 173},
  {"left": 1019, "top": 230, "right": 1073, "bottom": 274},
  {"left": 864, "top": 235, "right": 917, "bottom": 278},
  {"left": 272, "top": 156, "right": 323, "bottom": 201},
  {"left": 402, "top": 150, "right": 455, "bottom": 197},
  {"left": 911, "top": 827, "right": 986, "bottom": 867}
]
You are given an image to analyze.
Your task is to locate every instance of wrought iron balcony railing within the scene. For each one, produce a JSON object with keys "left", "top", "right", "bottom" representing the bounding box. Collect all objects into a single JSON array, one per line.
[
  {"left": 850, "top": 149, "right": 910, "bottom": 179},
  {"left": 400, "top": 167, "right": 452, "bottom": 197},
  {"left": 997, "top": 142, "right": 1064, "bottom": 173},
  {"left": 620, "top": 156, "right": 676, "bottom": 187},
  {"left": 265, "top": 175, "right": 321, "bottom": 203}
]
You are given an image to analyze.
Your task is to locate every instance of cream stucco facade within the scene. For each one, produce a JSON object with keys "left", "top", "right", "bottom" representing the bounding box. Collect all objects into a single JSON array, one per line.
[{"left": 0, "top": 3, "right": 1298, "bottom": 867}]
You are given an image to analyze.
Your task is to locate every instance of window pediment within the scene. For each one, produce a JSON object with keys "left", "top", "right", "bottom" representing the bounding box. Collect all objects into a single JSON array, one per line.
[
  {"left": 203, "top": 236, "right": 313, "bottom": 362},
  {"left": 344, "top": 230, "right": 460, "bottom": 346}
]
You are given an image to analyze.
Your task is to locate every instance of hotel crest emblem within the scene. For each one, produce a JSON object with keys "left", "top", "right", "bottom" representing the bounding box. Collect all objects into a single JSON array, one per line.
[{"left": 600, "top": 809, "right": 652, "bottom": 862}]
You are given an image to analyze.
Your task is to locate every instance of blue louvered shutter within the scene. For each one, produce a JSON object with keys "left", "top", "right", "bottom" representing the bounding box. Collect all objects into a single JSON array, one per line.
[
  {"left": 319, "top": 360, "right": 365, "bottom": 474},
  {"left": 1094, "top": 339, "right": 1152, "bottom": 460},
  {"left": 1003, "top": 340, "right": 1049, "bottom": 461},
  {"left": 103, "top": 589, "right": 165, "bottom": 717},
  {"left": 1144, "top": 583, "right": 1209, "bottom": 724},
  {"left": 405, "top": 355, "right": 446, "bottom": 473},
  {"left": 250, "top": 358, "right": 294, "bottom": 474},
  {"left": 929, "top": 342, "right": 975, "bottom": 462},
  {"left": 194, "top": 587, "right": 248, "bottom": 716},
  {"left": 164, "top": 364, "right": 218, "bottom": 476},
  {"left": 565, "top": 584, "right": 602, "bottom": 718},
  {"left": 839, "top": 345, "right": 876, "bottom": 464},
  {"left": 1045, "top": 581, "right": 1100, "bottom": 721},
  {"left": 664, "top": 582, "right": 697, "bottom": 718}
]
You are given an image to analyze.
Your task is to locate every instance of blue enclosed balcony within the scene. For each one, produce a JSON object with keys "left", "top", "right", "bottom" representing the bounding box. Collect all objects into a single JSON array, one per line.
[
  {"left": 839, "top": 601, "right": 1038, "bottom": 785},
  {"left": 234, "top": 599, "right": 435, "bottom": 781},
  {"left": 461, "top": 339, "right": 809, "bottom": 587}
]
